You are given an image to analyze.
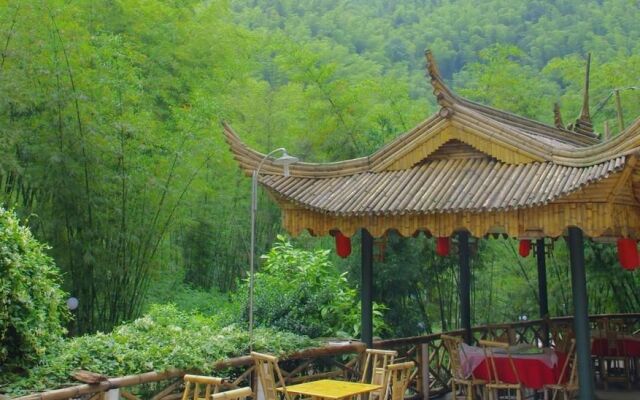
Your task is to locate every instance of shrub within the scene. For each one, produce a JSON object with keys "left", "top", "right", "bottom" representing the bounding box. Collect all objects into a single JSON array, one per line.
[
  {"left": 238, "top": 235, "right": 386, "bottom": 338},
  {"left": 0, "top": 207, "right": 70, "bottom": 368},
  {"left": 2, "top": 304, "right": 317, "bottom": 395}
]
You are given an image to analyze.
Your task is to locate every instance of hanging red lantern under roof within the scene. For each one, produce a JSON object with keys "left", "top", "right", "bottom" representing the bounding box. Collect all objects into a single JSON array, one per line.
[
  {"left": 617, "top": 238, "right": 639, "bottom": 270},
  {"left": 334, "top": 231, "right": 351, "bottom": 258},
  {"left": 519, "top": 239, "right": 531, "bottom": 257},
  {"left": 436, "top": 236, "right": 450, "bottom": 257}
]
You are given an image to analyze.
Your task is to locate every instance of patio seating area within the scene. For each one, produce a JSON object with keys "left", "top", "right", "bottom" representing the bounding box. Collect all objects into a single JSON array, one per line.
[{"left": 15, "top": 314, "right": 640, "bottom": 400}]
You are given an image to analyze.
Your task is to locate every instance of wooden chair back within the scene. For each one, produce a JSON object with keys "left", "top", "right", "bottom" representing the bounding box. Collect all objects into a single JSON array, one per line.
[
  {"left": 608, "top": 318, "right": 627, "bottom": 333},
  {"left": 251, "top": 352, "right": 290, "bottom": 400},
  {"left": 495, "top": 328, "right": 516, "bottom": 345},
  {"left": 555, "top": 339, "right": 577, "bottom": 386},
  {"left": 211, "top": 387, "right": 253, "bottom": 400},
  {"left": 182, "top": 374, "right": 223, "bottom": 400},
  {"left": 597, "top": 318, "right": 626, "bottom": 355},
  {"left": 595, "top": 317, "right": 608, "bottom": 335},
  {"left": 551, "top": 324, "right": 574, "bottom": 353},
  {"left": 484, "top": 325, "right": 515, "bottom": 344},
  {"left": 441, "top": 334, "right": 465, "bottom": 379},
  {"left": 605, "top": 327, "right": 622, "bottom": 355},
  {"left": 383, "top": 361, "right": 415, "bottom": 400},
  {"left": 360, "top": 348, "right": 398, "bottom": 400},
  {"left": 478, "top": 340, "right": 521, "bottom": 385}
]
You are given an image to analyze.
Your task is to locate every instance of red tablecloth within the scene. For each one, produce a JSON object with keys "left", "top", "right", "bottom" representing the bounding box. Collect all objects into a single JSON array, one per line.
[
  {"left": 592, "top": 336, "right": 640, "bottom": 357},
  {"left": 473, "top": 352, "right": 567, "bottom": 389}
]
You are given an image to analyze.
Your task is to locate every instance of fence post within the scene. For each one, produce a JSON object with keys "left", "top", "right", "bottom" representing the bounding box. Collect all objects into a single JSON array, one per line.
[{"left": 420, "top": 343, "right": 430, "bottom": 400}]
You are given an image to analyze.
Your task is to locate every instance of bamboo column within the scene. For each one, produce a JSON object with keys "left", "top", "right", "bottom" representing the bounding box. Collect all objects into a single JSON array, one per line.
[
  {"left": 536, "top": 239, "right": 550, "bottom": 347},
  {"left": 458, "top": 231, "right": 472, "bottom": 344},
  {"left": 361, "top": 229, "right": 374, "bottom": 348},
  {"left": 568, "top": 227, "right": 595, "bottom": 400}
]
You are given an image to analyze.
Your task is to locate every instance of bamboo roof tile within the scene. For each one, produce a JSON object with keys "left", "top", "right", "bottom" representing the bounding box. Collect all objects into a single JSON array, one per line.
[{"left": 260, "top": 158, "right": 625, "bottom": 216}]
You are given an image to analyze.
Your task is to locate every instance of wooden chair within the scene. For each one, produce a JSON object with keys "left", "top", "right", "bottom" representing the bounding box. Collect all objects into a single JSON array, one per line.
[
  {"left": 440, "top": 334, "right": 486, "bottom": 400},
  {"left": 360, "top": 349, "right": 398, "bottom": 400},
  {"left": 543, "top": 339, "right": 577, "bottom": 400},
  {"left": 382, "top": 361, "right": 415, "bottom": 400},
  {"left": 182, "top": 374, "right": 223, "bottom": 400},
  {"left": 211, "top": 387, "right": 253, "bottom": 400},
  {"left": 251, "top": 352, "right": 292, "bottom": 400},
  {"left": 598, "top": 322, "right": 632, "bottom": 389},
  {"left": 478, "top": 340, "right": 524, "bottom": 400}
]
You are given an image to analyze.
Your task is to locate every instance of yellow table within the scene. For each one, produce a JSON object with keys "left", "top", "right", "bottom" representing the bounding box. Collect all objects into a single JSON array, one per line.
[{"left": 278, "top": 379, "right": 382, "bottom": 400}]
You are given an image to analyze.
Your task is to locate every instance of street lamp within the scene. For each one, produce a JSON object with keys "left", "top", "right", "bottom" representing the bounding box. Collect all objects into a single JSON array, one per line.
[{"left": 249, "top": 147, "right": 298, "bottom": 350}]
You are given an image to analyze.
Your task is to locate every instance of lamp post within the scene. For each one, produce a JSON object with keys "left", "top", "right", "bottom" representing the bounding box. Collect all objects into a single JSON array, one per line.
[{"left": 249, "top": 148, "right": 298, "bottom": 351}]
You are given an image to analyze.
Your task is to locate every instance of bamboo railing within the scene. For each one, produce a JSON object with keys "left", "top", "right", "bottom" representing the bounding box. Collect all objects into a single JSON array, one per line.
[{"left": 13, "top": 313, "right": 640, "bottom": 400}]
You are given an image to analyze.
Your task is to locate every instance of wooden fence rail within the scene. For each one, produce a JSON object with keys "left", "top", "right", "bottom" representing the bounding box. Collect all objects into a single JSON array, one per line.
[{"left": 12, "top": 313, "right": 640, "bottom": 400}]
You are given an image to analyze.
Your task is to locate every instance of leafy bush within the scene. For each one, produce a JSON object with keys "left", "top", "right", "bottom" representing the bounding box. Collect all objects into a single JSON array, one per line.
[
  {"left": 238, "top": 236, "right": 386, "bottom": 338},
  {"left": 2, "top": 304, "right": 318, "bottom": 395},
  {"left": 0, "top": 207, "right": 70, "bottom": 368},
  {"left": 145, "top": 271, "right": 235, "bottom": 316}
]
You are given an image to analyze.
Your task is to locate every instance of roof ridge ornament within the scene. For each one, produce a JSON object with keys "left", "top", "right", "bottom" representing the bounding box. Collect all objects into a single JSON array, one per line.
[
  {"left": 571, "top": 53, "right": 597, "bottom": 138},
  {"left": 438, "top": 106, "right": 454, "bottom": 119},
  {"left": 580, "top": 53, "right": 592, "bottom": 122},
  {"left": 424, "top": 50, "right": 455, "bottom": 108}
]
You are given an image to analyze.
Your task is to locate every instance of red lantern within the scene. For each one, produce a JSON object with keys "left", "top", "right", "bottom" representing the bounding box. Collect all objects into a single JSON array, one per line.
[
  {"left": 436, "top": 237, "right": 450, "bottom": 257},
  {"left": 519, "top": 239, "right": 531, "bottom": 257},
  {"left": 335, "top": 231, "right": 351, "bottom": 258},
  {"left": 617, "top": 238, "right": 639, "bottom": 270}
]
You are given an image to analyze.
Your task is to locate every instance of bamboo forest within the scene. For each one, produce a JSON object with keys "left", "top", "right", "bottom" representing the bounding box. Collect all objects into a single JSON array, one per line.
[{"left": 1, "top": 0, "right": 640, "bottom": 398}]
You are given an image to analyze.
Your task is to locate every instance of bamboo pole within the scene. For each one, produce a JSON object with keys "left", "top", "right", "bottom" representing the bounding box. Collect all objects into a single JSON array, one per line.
[
  {"left": 14, "top": 370, "right": 185, "bottom": 400},
  {"left": 615, "top": 89, "right": 625, "bottom": 132}
]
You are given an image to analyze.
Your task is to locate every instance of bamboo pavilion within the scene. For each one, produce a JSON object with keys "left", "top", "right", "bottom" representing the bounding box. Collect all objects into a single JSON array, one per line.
[{"left": 224, "top": 51, "right": 640, "bottom": 400}]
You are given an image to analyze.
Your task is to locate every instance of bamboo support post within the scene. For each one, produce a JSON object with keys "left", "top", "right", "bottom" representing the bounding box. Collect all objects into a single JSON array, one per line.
[{"left": 419, "top": 344, "right": 430, "bottom": 400}]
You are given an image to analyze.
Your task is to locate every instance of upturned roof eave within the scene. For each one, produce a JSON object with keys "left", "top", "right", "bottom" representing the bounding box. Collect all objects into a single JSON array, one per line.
[
  {"left": 424, "top": 50, "right": 600, "bottom": 147},
  {"left": 551, "top": 117, "right": 640, "bottom": 163},
  {"left": 222, "top": 122, "right": 372, "bottom": 177}
]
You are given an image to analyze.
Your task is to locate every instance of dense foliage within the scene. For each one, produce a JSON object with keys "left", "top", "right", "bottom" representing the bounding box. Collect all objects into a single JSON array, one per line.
[
  {"left": 1, "top": 304, "right": 318, "bottom": 395},
  {"left": 0, "top": 0, "right": 639, "bottom": 366},
  {"left": 235, "top": 236, "right": 386, "bottom": 338},
  {"left": 0, "top": 208, "right": 69, "bottom": 369}
]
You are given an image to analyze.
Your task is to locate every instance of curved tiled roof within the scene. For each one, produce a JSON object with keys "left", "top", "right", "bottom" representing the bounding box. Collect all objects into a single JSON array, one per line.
[{"left": 260, "top": 157, "right": 625, "bottom": 216}]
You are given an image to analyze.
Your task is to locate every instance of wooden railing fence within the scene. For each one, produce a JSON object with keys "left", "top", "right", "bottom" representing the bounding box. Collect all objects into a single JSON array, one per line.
[{"left": 13, "top": 313, "right": 640, "bottom": 400}]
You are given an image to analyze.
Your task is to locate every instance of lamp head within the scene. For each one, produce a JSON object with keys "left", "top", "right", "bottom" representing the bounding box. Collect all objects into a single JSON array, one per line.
[{"left": 273, "top": 150, "right": 299, "bottom": 177}]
